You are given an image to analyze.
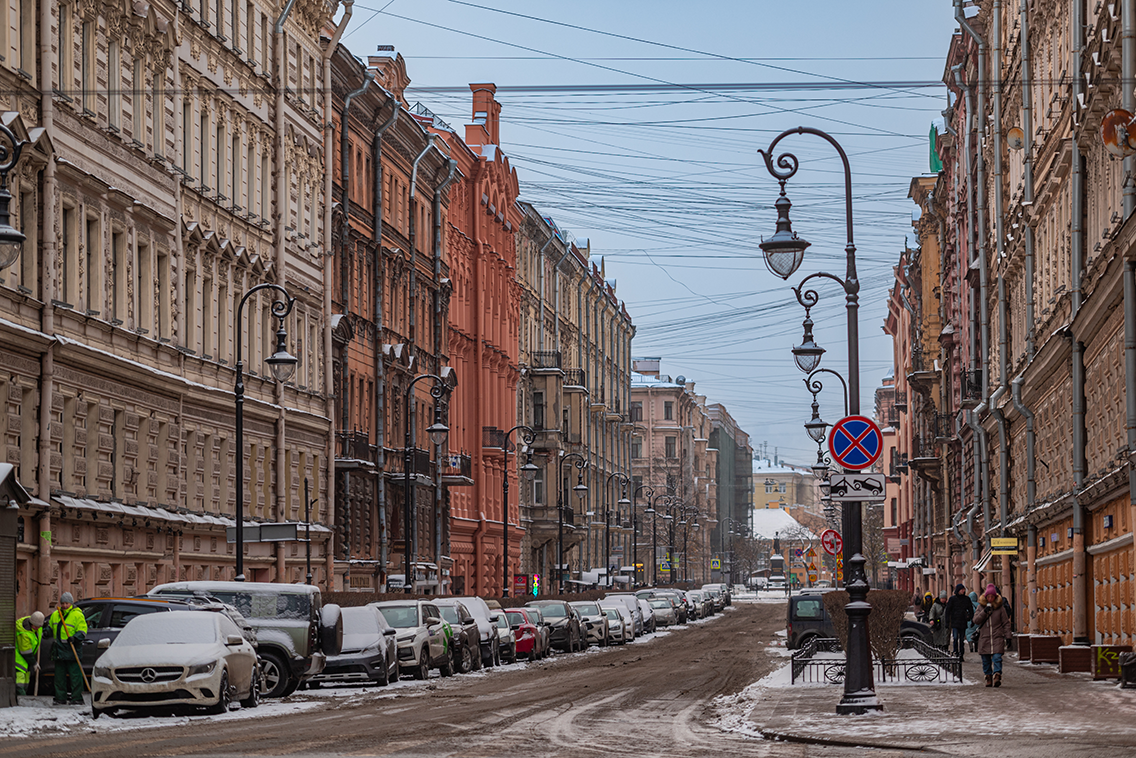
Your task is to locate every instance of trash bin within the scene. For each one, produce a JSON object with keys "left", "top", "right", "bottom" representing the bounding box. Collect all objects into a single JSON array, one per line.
[{"left": 1119, "top": 652, "right": 1136, "bottom": 689}]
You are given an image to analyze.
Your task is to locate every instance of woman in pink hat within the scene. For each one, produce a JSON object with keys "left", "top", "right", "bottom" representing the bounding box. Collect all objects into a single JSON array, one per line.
[{"left": 972, "top": 583, "right": 1012, "bottom": 687}]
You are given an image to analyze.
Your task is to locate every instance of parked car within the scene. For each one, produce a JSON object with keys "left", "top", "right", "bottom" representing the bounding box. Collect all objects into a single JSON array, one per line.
[
  {"left": 637, "top": 599, "right": 657, "bottom": 634},
  {"left": 786, "top": 593, "right": 933, "bottom": 650},
  {"left": 598, "top": 601, "right": 634, "bottom": 642},
  {"left": 602, "top": 607, "right": 628, "bottom": 644},
  {"left": 309, "top": 605, "right": 398, "bottom": 687},
  {"left": 526, "top": 600, "right": 584, "bottom": 652},
  {"left": 648, "top": 598, "right": 678, "bottom": 627},
  {"left": 522, "top": 605, "right": 553, "bottom": 655},
  {"left": 40, "top": 595, "right": 258, "bottom": 692},
  {"left": 569, "top": 601, "right": 610, "bottom": 647},
  {"left": 603, "top": 594, "right": 644, "bottom": 636},
  {"left": 453, "top": 596, "right": 502, "bottom": 667},
  {"left": 494, "top": 612, "right": 518, "bottom": 663},
  {"left": 732, "top": 584, "right": 748, "bottom": 596},
  {"left": 505, "top": 608, "right": 547, "bottom": 661},
  {"left": 656, "top": 591, "right": 689, "bottom": 624},
  {"left": 91, "top": 610, "right": 258, "bottom": 719},
  {"left": 371, "top": 600, "right": 451, "bottom": 679},
  {"left": 433, "top": 599, "right": 483, "bottom": 674},
  {"left": 686, "top": 590, "right": 711, "bottom": 618},
  {"left": 149, "top": 581, "right": 341, "bottom": 698},
  {"left": 700, "top": 586, "right": 726, "bottom": 612}
]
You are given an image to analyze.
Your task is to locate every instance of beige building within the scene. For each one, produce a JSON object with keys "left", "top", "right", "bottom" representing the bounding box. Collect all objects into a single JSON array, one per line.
[
  {"left": 514, "top": 203, "right": 635, "bottom": 590},
  {"left": 629, "top": 359, "right": 715, "bottom": 585},
  {"left": 2, "top": 0, "right": 340, "bottom": 616}
]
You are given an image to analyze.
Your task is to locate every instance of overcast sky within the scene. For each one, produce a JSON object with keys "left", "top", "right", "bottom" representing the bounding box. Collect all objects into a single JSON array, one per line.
[{"left": 342, "top": 1, "right": 959, "bottom": 465}]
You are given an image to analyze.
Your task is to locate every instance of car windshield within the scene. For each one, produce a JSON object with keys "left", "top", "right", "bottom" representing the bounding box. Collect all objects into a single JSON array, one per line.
[
  {"left": 376, "top": 605, "right": 420, "bottom": 628},
  {"left": 115, "top": 612, "right": 216, "bottom": 645},
  {"left": 341, "top": 607, "right": 379, "bottom": 635},
  {"left": 506, "top": 611, "right": 526, "bottom": 626},
  {"left": 534, "top": 604, "right": 565, "bottom": 619},
  {"left": 650, "top": 600, "right": 670, "bottom": 609},
  {"left": 438, "top": 606, "right": 461, "bottom": 625},
  {"left": 604, "top": 609, "right": 621, "bottom": 620}
]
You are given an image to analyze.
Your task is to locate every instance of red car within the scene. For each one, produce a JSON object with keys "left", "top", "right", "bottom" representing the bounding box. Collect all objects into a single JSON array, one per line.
[{"left": 505, "top": 608, "right": 546, "bottom": 661}]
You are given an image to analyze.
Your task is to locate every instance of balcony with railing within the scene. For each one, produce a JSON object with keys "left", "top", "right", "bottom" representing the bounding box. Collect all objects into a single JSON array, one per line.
[
  {"left": 482, "top": 426, "right": 507, "bottom": 449},
  {"left": 910, "top": 428, "right": 942, "bottom": 481},
  {"left": 336, "top": 430, "right": 376, "bottom": 465},
  {"left": 564, "top": 368, "right": 586, "bottom": 392},
  {"left": 532, "top": 351, "right": 562, "bottom": 370},
  {"left": 961, "top": 368, "right": 982, "bottom": 407},
  {"left": 893, "top": 390, "right": 908, "bottom": 412},
  {"left": 382, "top": 447, "right": 436, "bottom": 482},
  {"left": 440, "top": 452, "right": 474, "bottom": 487}
]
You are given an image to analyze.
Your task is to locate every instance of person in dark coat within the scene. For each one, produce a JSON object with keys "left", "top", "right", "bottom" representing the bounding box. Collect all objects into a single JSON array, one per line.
[
  {"left": 973, "top": 583, "right": 1012, "bottom": 687},
  {"left": 928, "top": 591, "right": 950, "bottom": 649},
  {"left": 943, "top": 583, "right": 974, "bottom": 659}
]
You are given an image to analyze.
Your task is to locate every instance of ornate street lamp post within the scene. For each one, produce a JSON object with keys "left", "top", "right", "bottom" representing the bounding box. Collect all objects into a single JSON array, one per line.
[
  {"left": 758, "top": 125, "right": 879, "bottom": 715},
  {"left": 402, "top": 374, "right": 451, "bottom": 594},
  {"left": 501, "top": 426, "right": 539, "bottom": 596},
  {"left": 606, "top": 472, "right": 631, "bottom": 588},
  {"left": 234, "top": 283, "right": 297, "bottom": 581},
  {"left": 649, "top": 490, "right": 676, "bottom": 586},
  {"left": 632, "top": 484, "right": 654, "bottom": 587},
  {"left": 557, "top": 452, "right": 588, "bottom": 594},
  {"left": 0, "top": 122, "right": 29, "bottom": 272}
]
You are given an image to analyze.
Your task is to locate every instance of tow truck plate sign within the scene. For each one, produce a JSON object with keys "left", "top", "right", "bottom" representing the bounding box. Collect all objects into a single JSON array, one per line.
[{"left": 828, "top": 473, "right": 886, "bottom": 502}]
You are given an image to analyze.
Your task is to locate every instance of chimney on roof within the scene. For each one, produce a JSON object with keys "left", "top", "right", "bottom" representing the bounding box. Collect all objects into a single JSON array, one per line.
[
  {"left": 633, "top": 357, "right": 661, "bottom": 377},
  {"left": 368, "top": 50, "right": 410, "bottom": 106},
  {"left": 468, "top": 83, "right": 500, "bottom": 145}
]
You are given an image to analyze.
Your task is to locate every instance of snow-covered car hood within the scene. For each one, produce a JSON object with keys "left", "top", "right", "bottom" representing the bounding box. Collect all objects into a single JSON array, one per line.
[{"left": 98, "top": 642, "right": 221, "bottom": 669}]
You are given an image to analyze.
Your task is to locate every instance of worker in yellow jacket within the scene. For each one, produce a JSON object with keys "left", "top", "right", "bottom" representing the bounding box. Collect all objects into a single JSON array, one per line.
[
  {"left": 15, "top": 611, "right": 45, "bottom": 696},
  {"left": 48, "top": 593, "right": 87, "bottom": 705}
]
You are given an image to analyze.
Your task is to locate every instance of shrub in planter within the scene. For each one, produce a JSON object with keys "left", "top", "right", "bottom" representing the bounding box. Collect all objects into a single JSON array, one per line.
[{"left": 822, "top": 589, "right": 910, "bottom": 663}]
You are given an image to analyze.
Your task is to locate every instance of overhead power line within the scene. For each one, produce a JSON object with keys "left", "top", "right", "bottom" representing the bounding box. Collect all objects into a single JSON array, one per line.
[{"left": 406, "top": 81, "right": 944, "bottom": 95}]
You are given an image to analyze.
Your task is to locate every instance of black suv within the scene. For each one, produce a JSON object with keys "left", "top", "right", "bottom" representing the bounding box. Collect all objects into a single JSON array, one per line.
[
  {"left": 433, "top": 599, "right": 483, "bottom": 674},
  {"left": 786, "top": 591, "right": 932, "bottom": 649}
]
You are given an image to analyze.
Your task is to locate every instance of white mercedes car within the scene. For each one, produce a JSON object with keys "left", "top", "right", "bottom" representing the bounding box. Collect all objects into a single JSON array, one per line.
[{"left": 91, "top": 610, "right": 259, "bottom": 718}]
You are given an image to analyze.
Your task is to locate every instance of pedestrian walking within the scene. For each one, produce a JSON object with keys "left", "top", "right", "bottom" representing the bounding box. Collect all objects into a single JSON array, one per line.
[
  {"left": 48, "top": 592, "right": 88, "bottom": 705},
  {"left": 919, "top": 591, "right": 934, "bottom": 623},
  {"left": 973, "top": 583, "right": 1012, "bottom": 687},
  {"left": 15, "top": 611, "right": 45, "bottom": 697},
  {"left": 965, "top": 590, "right": 980, "bottom": 652},
  {"left": 944, "top": 583, "right": 974, "bottom": 660},
  {"left": 928, "top": 591, "right": 950, "bottom": 650}
]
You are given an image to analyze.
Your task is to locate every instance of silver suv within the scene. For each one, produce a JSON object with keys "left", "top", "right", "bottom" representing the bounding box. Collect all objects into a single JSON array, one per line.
[
  {"left": 371, "top": 600, "right": 451, "bottom": 679},
  {"left": 149, "top": 581, "right": 341, "bottom": 698}
]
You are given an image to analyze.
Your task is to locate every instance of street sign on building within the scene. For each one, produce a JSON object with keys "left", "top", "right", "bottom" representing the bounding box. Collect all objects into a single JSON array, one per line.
[
  {"left": 828, "top": 473, "right": 886, "bottom": 502},
  {"left": 828, "top": 416, "right": 884, "bottom": 470}
]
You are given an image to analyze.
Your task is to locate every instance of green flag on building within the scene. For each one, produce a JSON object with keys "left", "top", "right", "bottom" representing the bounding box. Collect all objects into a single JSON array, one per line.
[{"left": 930, "top": 123, "right": 943, "bottom": 173}]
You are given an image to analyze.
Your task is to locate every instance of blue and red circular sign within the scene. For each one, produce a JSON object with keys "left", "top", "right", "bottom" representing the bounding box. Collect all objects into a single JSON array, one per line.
[{"left": 828, "top": 415, "right": 883, "bottom": 470}]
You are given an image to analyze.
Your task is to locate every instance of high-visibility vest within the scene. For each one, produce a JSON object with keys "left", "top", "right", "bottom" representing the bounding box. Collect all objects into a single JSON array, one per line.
[{"left": 15, "top": 617, "right": 42, "bottom": 685}]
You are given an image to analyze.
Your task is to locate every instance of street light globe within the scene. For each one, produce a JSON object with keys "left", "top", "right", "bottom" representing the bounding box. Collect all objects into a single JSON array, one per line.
[
  {"left": 792, "top": 317, "right": 825, "bottom": 374},
  {"left": 617, "top": 495, "right": 631, "bottom": 508},
  {"left": 0, "top": 229, "right": 23, "bottom": 270},
  {"left": 573, "top": 479, "right": 588, "bottom": 499},
  {"left": 804, "top": 400, "right": 829, "bottom": 444},
  {"left": 427, "top": 420, "right": 449, "bottom": 446},
  {"left": 266, "top": 346, "right": 299, "bottom": 383},
  {"left": 758, "top": 191, "right": 810, "bottom": 280},
  {"left": 521, "top": 457, "right": 540, "bottom": 481}
]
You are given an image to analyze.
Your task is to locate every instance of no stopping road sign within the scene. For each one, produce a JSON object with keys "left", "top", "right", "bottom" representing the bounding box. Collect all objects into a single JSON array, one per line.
[{"left": 828, "top": 415, "right": 883, "bottom": 470}]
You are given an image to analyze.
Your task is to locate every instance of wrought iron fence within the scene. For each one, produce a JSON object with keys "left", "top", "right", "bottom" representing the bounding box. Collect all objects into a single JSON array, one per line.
[
  {"left": 337, "top": 430, "right": 375, "bottom": 461},
  {"left": 962, "top": 368, "right": 982, "bottom": 402},
  {"left": 532, "top": 351, "right": 562, "bottom": 369},
  {"left": 482, "top": 426, "right": 506, "bottom": 449},
  {"left": 440, "top": 452, "right": 472, "bottom": 479},
  {"left": 791, "top": 636, "right": 962, "bottom": 684},
  {"left": 382, "top": 447, "right": 435, "bottom": 477},
  {"left": 893, "top": 390, "right": 908, "bottom": 411},
  {"left": 564, "top": 368, "right": 586, "bottom": 388}
]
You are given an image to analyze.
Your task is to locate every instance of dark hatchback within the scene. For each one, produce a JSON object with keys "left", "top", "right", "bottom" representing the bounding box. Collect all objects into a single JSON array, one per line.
[{"left": 786, "top": 591, "right": 933, "bottom": 650}]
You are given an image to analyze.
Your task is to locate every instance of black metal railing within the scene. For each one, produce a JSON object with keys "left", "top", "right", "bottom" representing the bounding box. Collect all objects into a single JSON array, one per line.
[
  {"left": 893, "top": 390, "right": 908, "bottom": 411},
  {"left": 440, "top": 452, "right": 472, "bottom": 479},
  {"left": 791, "top": 636, "right": 962, "bottom": 684},
  {"left": 935, "top": 413, "right": 954, "bottom": 440},
  {"left": 532, "top": 351, "right": 562, "bottom": 369},
  {"left": 564, "top": 368, "right": 585, "bottom": 387},
  {"left": 962, "top": 368, "right": 982, "bottom": 402},
  {"left": 483, "top": 426, "right": 506, "bottom": 449},
  {"left": 886, "top": 409, "right": 900, "bottom": 427},
  {"left": 337, "top": 430, "right": 375, "bottom": 461},
  {"left": 383, "top": 447, "right": 435, "bottom": 478},
  {"left": 912, "top": 431, "right": 938, "bottom": 460}
]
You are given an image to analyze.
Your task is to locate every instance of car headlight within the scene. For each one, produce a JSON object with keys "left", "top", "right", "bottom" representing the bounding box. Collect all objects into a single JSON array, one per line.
[
  {"left": 188, "top": 661, "right": 216, "bottom": 677},
  {"left": 93, "top": 664, "right": 111, "bottom": 679}
]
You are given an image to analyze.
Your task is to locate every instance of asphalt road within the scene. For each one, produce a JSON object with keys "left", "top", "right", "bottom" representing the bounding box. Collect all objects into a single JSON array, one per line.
[{"left": 0, "top": 602, "right": 926, "bottom": 758}]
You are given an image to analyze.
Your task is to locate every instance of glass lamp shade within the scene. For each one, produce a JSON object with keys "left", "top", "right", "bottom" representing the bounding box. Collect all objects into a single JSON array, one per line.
[
  {"left": 758, "top": 192, "right": 810, "bottom": 280},
  {"left": 644, "top": 507, "right": 655, "bottom": 515},
  {"left": 0, "top": 234, "right": 22, "bottom": 270},
  {"left": 573, "top": 480, "right": 589, "bottom": 499},
  {"left": 617, "top": 496, "right": 631, "bottom": 508},
  {"left": 811, "top": 460, "right": 829, "bottom": 479},
  {"left": 427, "top": 421, "right": 449, "bottom": 446},
  {"left": 804, "top": 415, "right": 829, "bottom": 444},
  {"left": 521, "top": 460, "right": 540, "bottom": 481},
  {"left": 266, "top": 347, "right": 298, "bottom": 383},
  {"left": 663, "top": 513, "right": 673, "bottom": 521},
  {"left": 819, "top": 482, "right": 831, "bottom": 497}
]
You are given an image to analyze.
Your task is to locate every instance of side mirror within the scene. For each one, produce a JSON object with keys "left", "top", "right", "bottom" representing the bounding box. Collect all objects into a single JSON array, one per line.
[
  {"left": 489, "top": 614, "right": 501, "bottom": 623},
  {"left": 510, "top": 624, "right": 521, "bottom": 631},
  {"left": 426, "top": 617, "right": 442, "bottom": 626},
  {"left": 97, "top": 638, "right": 111, "bottom": 650},
  {"left": 383, "top": 629, "right": 398, "bottom": 636},
  {"left": 225, "top": 634, "right": 245, "bottom": 646}
]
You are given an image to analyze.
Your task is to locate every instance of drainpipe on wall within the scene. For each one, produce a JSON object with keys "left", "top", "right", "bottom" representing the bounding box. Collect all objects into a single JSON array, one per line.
[
  {"left": 1071, "top": 0, "right": 1089, "bottom": 646},
  {"left": 964, "top": 409, "right": 988, "bottom": 585},
  {"left": 1020, "top": 0, "right": 1036, "bottom": 360},
  {"left": 1121, "top": 0, "right": 1136, "bottom": 633},
  {"left": 372, "top": 98, "right": 398, "bottom": 586},
  {"left": 35, "top": 0, "right": 57, "bottom": 611},
  {"left": 432, "top": 157, "right": 457, "bottom": 585}
]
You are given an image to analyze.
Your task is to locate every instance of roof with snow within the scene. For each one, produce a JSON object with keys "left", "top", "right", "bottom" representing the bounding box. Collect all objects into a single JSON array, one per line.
[
  {"left": 752, "top": 458, "right": 811, "bottom": 477},
  {"left": 750, "top": 507, "right": 816, "bottom": 541},
  {"left": 630, "top": 371, "right": 684, "bottom": 388}
]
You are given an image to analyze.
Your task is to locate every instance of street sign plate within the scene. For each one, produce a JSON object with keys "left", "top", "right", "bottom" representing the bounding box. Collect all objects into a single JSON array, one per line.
[
  {"left": 821, "top": 529, "right": 843, "bottom": 556},
  {"left": 806, "top": 548, "right": 817, "bottom": 558},
  {"left": 808, "top": 574, "right": 818, "bottom": 582},
  {"left": 992, "top": 549, "right": 1018, "bottom": 555},
  {"left": 828, "top": 473, "right": 886, "bottom": 502},
  {"left": 794, "top": 548, "right": 803, "bottom": 558},
  {"left": 991, "top": 537, "right": 1017, "bottom": 548},
  {"left": 828, "top": 415, "right": 883, "bottom": 470}
]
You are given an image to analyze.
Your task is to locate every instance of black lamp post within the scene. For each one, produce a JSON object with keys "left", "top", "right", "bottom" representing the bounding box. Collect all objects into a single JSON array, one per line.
[
  {"left": 502, "top": 425, "right": 538, "bottom": 596},
  {"left": 758, "top": 125, "right": 878, "bottom": 714},
  {"left": 402, "top": 374, "right": 451, "bottom": 594},
  {"left": 606, "top": 472, "right": 631, "bottom": 588},
  {"left": 557, "top": 452, "right": 588, "bottom": 594},
  {"left": 234, "top": 283, "right": 297, "bottom": 582},
  {"left": 0, "top": 122, "right": 28, "bottom": 273},
  {"left": 632, "top": 484, "right": 653, "bottom": 587},
  {"left": 649, "top": 491, "right": 675, "bottom": 586}
]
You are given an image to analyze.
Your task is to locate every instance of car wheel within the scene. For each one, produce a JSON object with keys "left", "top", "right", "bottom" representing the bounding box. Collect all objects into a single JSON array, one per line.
[
  {"left": 414, "top": 652, "right": 430, "bottom": 681},
  {"left": 439, "top": 650, "right": 454, "bottom": 677},
  {"left": 492, "top": 645, "right": 501, "bottom": 667},
  {"left": 240, "top": 673, "right": 260, "bottom": 709},
  {"left": 205, "top": 671, "right": 232, "bottom": 715},
  {"left": 472, "top": 644, "right": 483, "bottom": 671},
  {"left": 376, "top": 655, "right": 390, "bottom": 686},
  {"left": 91, "top": 706, "right": 103, "bottom": 720},
  {"left": 508, "top": 645, "right": 517, "bottom": 664},
  {"left": 259, "top": 652, "right": 293, "bottom": 699}
]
